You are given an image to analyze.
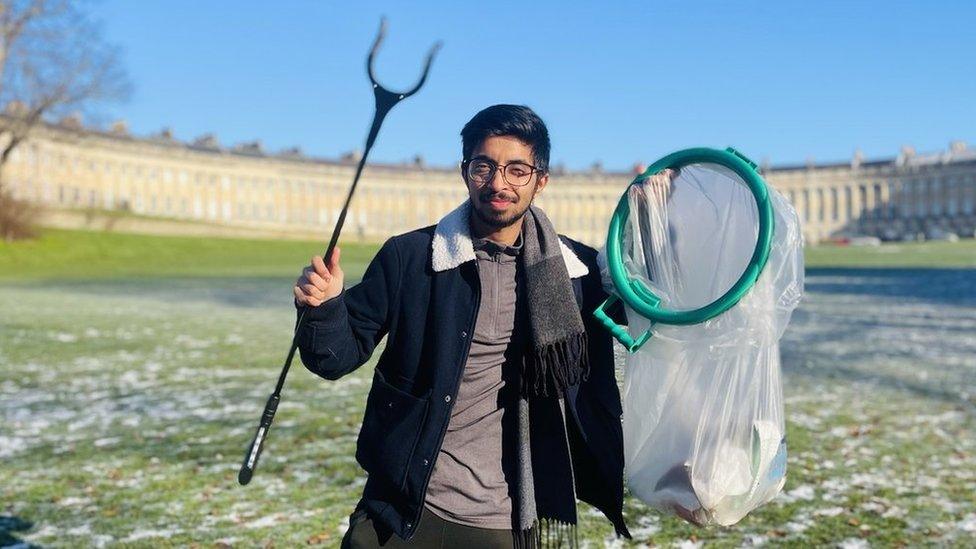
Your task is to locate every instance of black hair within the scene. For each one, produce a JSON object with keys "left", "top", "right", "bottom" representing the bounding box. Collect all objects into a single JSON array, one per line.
[{"left": 460, "top": 104, "right": 550, "bottom": 173}]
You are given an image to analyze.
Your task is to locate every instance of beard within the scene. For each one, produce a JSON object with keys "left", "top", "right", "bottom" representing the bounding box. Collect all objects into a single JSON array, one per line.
[{"left": 471, "top": 191, "right": 531, "bottom": 228}]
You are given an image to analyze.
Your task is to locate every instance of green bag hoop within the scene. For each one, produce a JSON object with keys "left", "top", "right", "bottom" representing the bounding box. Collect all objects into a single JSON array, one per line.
[{"left": 593, "top": 147, "right": 775, "bottom": 352}]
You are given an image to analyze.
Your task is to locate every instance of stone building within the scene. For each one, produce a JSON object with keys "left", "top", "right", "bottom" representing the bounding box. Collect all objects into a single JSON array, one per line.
[
  {"left": 3, "top": 118, "right": 974, "bottom": 246},
  {"left": 767, "top": 143, "right": 976, "bottom": 243}
]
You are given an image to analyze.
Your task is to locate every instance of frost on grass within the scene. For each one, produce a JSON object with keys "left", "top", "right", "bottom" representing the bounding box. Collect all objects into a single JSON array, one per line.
[{"left": 2, "top": 269, "right": 975, "bottom": 546}]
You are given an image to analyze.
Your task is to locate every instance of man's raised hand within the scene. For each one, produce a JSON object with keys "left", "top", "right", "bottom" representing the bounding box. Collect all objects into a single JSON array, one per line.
[{"left": 294, "top": 247, "right": 344, "bottom": 307}]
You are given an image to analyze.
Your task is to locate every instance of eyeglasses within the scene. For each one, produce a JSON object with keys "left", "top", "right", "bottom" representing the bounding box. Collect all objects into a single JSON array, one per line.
[{"left": 462, "top": 158, "right": 543, "bottom": 188}]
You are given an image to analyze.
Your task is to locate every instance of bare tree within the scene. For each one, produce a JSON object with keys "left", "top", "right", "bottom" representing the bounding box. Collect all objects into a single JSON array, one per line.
[{"left": 0, "top": 0, "right": 130, "bottom": 239}]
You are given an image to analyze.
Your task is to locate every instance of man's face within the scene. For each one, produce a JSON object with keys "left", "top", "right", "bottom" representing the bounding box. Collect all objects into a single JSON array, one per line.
[{"left": 463, "top": 135, "right": 548, "bottom": 229}]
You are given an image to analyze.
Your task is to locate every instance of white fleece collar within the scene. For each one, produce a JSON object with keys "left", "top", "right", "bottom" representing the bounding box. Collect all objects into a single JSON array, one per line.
[{"left": 431, "top": 201, "right": 589, "bottom": 278}]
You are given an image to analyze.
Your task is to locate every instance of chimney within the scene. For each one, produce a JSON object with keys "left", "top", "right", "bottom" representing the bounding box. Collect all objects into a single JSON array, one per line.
[
  {"left": 340, "top": 149, "right": 363, "bottom": 163},
  {"left": 280, "top": 146, "right": 303, "bottom": 158},
  {"left": 153, "top": 127, "right": 175, "bottom": 141},
  {"left": 193, "top": 133, "right": 220, "bottom": 149},
  {"left": 234, "top": 140, "right": 264, "bottom": 155},
  {"left": 897, "top": 145, "right": 915, "bottom": 166},
  {"left": 851, "top": 148, "right": 863, "bottom": 169},
  {"left": 110, "top": 120, "right": 129, "bottom": 136},
  {"left": 59, "top": 112, "right": 83, "bottom": 130}
]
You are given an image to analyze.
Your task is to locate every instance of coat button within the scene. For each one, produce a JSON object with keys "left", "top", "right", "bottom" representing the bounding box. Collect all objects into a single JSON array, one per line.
[
  {"left": 406, "top": 522, "right": 412, "bottom": 529},
  {"left": 460, "top": 330, "right": 467, "bottom": 338},
  {"left": 444, "top": 395, "right": 452, "bottom": 403},
  {"left": 422, "top": 458, "right": 429, "bottom": 466},
  {"left": 387, "top": 401, "right": 393, "bottom": 408}
]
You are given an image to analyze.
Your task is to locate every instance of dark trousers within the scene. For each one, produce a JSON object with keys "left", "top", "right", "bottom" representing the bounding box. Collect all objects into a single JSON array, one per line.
[{"left": 341, "top": 506, "right": 517, "bottom": 548}]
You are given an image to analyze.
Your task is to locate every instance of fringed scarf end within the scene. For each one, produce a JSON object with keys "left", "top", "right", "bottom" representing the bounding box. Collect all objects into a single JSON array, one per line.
[
  {"left": 519, "top": 331, "right": 590, "bottom": 398},
  {"left": 514, "top": 518, "right": 580, "bottom": 549}
]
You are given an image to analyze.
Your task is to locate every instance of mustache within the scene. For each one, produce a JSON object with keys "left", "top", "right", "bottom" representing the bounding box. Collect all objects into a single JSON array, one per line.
[{"left": 479, "top": 192, "right": 517, "bottom": 203}]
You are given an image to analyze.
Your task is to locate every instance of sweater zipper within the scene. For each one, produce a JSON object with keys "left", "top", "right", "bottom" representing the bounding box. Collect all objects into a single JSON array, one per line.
[{"left": 405, "top": 270, "right": 481, "bottom": 540}]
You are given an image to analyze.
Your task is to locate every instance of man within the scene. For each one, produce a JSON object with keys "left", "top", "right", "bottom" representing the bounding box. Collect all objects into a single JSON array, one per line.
[{"left": 294, "top": 105, "right": 631, "bottom": 547}]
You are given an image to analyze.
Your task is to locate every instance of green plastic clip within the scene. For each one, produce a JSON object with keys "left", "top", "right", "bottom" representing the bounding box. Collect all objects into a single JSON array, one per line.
[
  {"left": 592, "top": 294, "right": 653, "bottom": 353},
  {"left": 725, "top": 146, "right": 758, "bottom": 171}
]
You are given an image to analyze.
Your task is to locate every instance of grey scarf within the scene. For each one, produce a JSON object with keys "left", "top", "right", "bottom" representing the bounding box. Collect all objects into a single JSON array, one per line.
[
  {"left": 518, "top": 205, "right": 590, "bottom": 397},
  {"left": 513, "top": 205, "right": 587, "bottom": 548}
]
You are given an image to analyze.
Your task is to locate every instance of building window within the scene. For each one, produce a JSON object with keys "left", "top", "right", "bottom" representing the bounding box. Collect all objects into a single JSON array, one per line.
[
  {"left": 817, "top": 188, "right": 825, "bottom": 222},
  {"left": 963, "top": 176, "right": 975, "bottom": 215},
  {"left": 845, "top": 187, "right": 853, "bottom": 220},
  {"left": 946, "top": 177, "right": 958, "bottom": 216},
  {"left": 831, "top": 188, "right": 839, "bottom": 221},
  {"left": 914, "top": 180, "right": 925, "bottom": 217},
  {"left": 887, "top": 181, "right": 898, "bottom": 218},
  {"left": 873, "top": 183, "right": 882, "bottom": 217}
]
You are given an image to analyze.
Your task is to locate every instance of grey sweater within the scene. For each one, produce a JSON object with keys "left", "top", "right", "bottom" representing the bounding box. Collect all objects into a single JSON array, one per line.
[{"left": 423, "top": 234, "right": 524, "bottom": 529}]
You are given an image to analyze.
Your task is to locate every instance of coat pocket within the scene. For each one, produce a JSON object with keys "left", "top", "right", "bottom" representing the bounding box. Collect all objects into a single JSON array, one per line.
[{"left": 355, "top": 369, "right": 429, "bottom": 490}]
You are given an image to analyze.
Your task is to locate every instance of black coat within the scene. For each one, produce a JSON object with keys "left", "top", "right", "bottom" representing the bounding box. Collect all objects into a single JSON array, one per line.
[{"left": 296, "top": 222, "right": 631, "bottom": 542}]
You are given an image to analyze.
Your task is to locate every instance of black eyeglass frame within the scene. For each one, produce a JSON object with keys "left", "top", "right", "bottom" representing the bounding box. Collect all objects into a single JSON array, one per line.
[{"left": 461, "top": 158, "right": 545, "bottom": 188}]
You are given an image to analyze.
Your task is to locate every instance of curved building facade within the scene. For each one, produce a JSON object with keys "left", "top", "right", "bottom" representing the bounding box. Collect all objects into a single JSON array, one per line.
[{"left": 3, "top": 120, "right": 975, "bottom": 246}]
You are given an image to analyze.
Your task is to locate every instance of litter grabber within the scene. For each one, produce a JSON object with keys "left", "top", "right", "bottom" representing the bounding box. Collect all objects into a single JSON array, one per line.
[{"left": 238, "top": 18, "right": 441, "bottom": 486}]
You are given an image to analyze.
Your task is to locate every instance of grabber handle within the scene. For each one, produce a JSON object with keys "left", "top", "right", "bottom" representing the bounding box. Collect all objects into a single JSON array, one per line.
[
  {"left": 238, "top": 393, "right": 280, "bottom": 485},
  {"left": 593, "top": 294, "right": 653, "bottom": 353}
]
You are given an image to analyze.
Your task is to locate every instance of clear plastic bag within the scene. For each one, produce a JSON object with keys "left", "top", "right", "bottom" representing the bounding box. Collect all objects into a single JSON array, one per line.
[{"left": 597, "top": 163, "right": 804, "bottom": 526}]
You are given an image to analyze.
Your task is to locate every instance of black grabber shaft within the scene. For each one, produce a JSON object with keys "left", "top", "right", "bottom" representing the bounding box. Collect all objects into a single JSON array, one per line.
[{"left": 238, "top": 18, "right": 441, "bottom": 486}]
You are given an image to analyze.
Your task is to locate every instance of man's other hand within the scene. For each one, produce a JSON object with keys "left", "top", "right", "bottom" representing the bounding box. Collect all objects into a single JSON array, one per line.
[{"left": 294, "top": 248, "right": 344, "bottom": 307}]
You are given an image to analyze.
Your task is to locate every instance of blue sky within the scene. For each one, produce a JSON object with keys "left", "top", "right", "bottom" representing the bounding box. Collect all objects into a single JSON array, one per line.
[{"left": 90, "top": 0, "right": 975, "bottom": 170}]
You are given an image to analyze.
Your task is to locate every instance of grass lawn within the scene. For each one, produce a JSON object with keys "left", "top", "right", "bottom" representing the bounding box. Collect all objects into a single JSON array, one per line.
[
  {"left": 2, "top": 229, "right": 976, "bottom": 280},
  {"left": 2, "top": 229, "right": 974, "bottom": 547},
  {"left": 805, "top": 239, "right": 976, "bottom": 269},
  {"left": 0, "top": 229, "right": 380, "bottom": 281}
]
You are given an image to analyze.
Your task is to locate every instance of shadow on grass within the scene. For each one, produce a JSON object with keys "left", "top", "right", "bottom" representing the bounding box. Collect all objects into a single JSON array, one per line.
[
  {"left": 806, "top": 267, "right": 976, "bottom": 306},
  {"left": 4, "top": 276, "right": 315, "bottom": 310},
  {"left": 782, "top": 267, "right": 976, "bottom": 407},
  {"left": 782, "top": 351, "right": 974, "bottom": 407},
  {"left": 51, "top": 274, "right": 362, "bottom": 308},
  {"left": 10, "top": 268, "right": 974, "bottom": 309},
  {"left": 0, "top": 515, "right": 41, "bottom": 548}
]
